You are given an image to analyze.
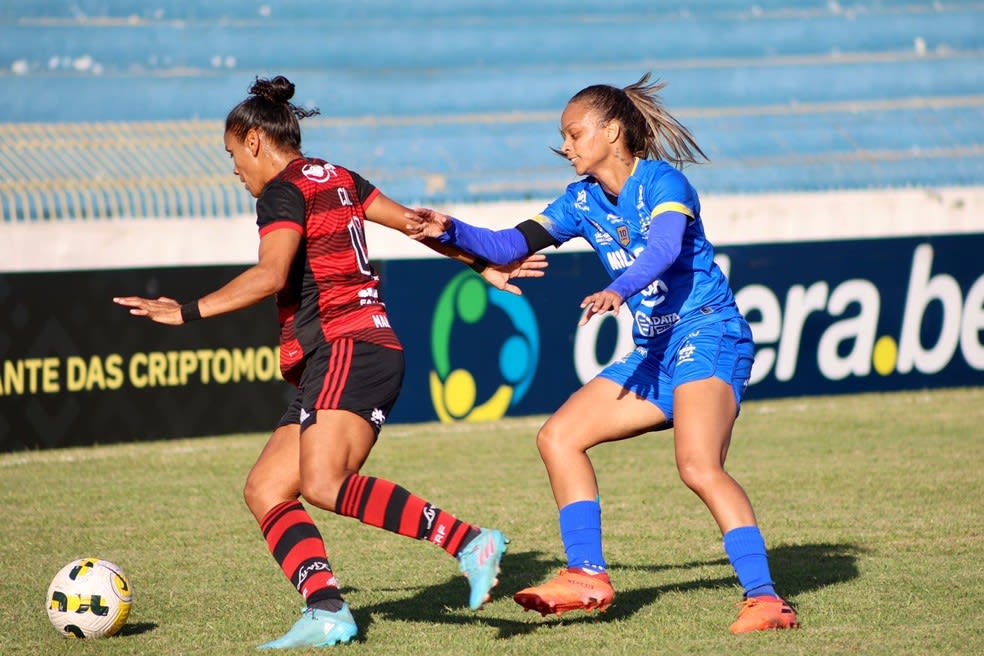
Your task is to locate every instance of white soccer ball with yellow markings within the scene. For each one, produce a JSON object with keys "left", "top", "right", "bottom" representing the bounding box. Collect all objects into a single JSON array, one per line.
[{"left": 46, "top": 558, "right": 133, "bottom": 639}]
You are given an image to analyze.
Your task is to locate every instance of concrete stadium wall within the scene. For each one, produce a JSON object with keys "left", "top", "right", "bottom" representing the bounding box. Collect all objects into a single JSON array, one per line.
[{"left": 4, "top": 186, "right": 984, "bottom": 271}]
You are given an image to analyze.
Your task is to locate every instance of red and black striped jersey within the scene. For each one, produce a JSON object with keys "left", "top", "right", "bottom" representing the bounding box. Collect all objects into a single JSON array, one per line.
[{"left": 256, "top": 157, "right": 401, "bottom": 383}]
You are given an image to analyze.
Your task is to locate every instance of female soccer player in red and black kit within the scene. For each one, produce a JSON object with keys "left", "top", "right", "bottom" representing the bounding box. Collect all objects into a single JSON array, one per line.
[{"left": 114, "top": 75, "right": 542, "bottom": 649}]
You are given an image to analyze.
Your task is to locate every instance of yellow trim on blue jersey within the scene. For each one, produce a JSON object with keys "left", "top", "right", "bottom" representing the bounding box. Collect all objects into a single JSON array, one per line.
[
  {"left": 630, "top": 157, "right": 640, "bottom": 176},
  {"left": 650, "top": 201, "right": 694, "bottom": 219}
]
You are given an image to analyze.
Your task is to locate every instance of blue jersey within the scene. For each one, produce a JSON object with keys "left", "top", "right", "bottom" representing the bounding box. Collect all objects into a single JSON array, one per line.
[{"left": 535, "top": 158, "right": 740, "bottom": 349}]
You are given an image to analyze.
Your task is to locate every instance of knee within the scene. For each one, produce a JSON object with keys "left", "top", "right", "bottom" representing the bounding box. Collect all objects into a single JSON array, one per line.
[
  {"left": 242, "top": 477, "right": 257, "bottom": 510},
  {"left": 535, "top": 421, "right": 568, "bottom": 460},
  {"left": 299, "top": 476, "right": 345, "bottom": 513},
  {"left": 243, "top": 471, "right": 284, "bottom": 521},
  {"left": 676, "top": 459, "right": 723, "bottom": 495}
]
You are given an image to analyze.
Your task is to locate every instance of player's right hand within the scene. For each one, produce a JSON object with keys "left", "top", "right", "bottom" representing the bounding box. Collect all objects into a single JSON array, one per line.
[
  {"left": 404, "top": 207, "right": 453, "bottom": 240},
  {"left": 112, "top": 295, "right": 183, "bottom": 325}
]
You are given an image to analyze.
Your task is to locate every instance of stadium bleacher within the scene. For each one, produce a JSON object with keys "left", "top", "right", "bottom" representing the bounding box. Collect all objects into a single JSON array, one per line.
[{"left": 1, "top": 0, "right": 982, "bottom": 221}]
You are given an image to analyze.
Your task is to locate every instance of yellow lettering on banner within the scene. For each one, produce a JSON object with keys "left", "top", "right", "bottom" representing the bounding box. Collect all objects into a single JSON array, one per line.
[
  {"left": 4, "top": 348, "right": 279, "bottom": 395},
  {"left": 1, "top": 358, "right": 62, "bottom": 395},
  {"left": 23, "top": 359, "right": 42, "bottom": 394},
  {"left": 105, "top": 354, "right": 124, "bottom": 390},
  {"left": 212, "top": 349, "right": 232, "bottom": 384},
  {"left": 257, "top": 346, "right": 277, "bottom": 380},
  {"left": 129, "top": 352, "right": 148, "bottom": 388},
  {"left": 2, "top": 360, "right": 24, "bottom": 395},
  {"left": 66, "top": 354, "right": 127, "bottom": 391},
  {"left": 147, "top": 352, "right": 167, "bottom": 387},
  {"left": 232, "top": 349, "right": 255, "bottom": 382},
  {"left": 88, "top": 356, "right": 107, "bottom": 390},
  {"left": 42, "top": 357, "right": 59, "bottom": 393},
  {"left": 179, "top": 350, "right": 198, "bottom": 385},
  {"left": 197, "top": 350, "right": 214, "bottom": 383},
  {"left": 66, "top": 356, "right": 87, "bottom": 392},
  {"left": 166, "top": 351, "right": 180, "bottom": 386}
]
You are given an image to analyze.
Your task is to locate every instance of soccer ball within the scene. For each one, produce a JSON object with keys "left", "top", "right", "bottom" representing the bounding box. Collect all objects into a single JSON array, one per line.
[{"left": 46, "top": 558, "right": 133, "bottom": 639}]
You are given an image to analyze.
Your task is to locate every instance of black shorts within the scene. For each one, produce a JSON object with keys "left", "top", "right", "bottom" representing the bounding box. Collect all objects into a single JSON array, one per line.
[{"left": 278, "top": 339, "right": 405, "bottom": 435}]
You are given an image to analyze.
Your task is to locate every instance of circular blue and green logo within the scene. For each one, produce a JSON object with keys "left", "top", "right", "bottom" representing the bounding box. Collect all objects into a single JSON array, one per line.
[{"left": 429, "top": 271, "right": 539, "bottom": 422}]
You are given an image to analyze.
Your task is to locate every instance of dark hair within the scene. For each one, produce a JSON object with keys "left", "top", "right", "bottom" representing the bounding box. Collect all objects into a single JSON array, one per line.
[
  {"left": 564, "top": 73, "right": 707, "bottom": 168},
  {"left": 225, "top": 75, "right": 320, "bottom": 152}
]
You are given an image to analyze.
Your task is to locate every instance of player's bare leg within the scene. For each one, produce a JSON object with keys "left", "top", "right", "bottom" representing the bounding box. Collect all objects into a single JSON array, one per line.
[{"left": 514, "top": 378, "right": 666, "bottom": 615}]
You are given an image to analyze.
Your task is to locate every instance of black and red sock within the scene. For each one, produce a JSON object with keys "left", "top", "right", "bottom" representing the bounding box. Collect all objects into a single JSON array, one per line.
[
  {"left": 335, "top": 474, "right": 479, "bottom": 557},
  {"left": 260, "top": 500, "right": 343, "bottom": 609}
]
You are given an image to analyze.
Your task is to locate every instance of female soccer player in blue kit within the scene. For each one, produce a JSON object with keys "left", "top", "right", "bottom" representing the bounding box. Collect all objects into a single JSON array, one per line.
[{"left": 408, "top": 73, "right": 799, "bottom": 633}]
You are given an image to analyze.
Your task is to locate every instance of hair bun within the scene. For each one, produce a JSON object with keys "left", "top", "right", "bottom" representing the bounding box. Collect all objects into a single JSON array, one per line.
[{"left": 249, "top": 75, "right": 295, "bottom": 104}]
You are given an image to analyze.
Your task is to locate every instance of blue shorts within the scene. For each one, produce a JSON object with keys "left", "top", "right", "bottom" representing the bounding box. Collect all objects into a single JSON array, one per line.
[{"left": 597, "top": 317, "right": 755, "bottom": 423}]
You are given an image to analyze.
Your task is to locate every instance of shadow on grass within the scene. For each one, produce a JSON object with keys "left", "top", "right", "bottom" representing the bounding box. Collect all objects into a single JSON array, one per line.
[
  {"left": 117, "top": 621, "right": 158, "bottom": 636},
  {"left": 607, "top": 541, "right": 861, "bottom": 621},
  {"left": 770, "top": 541, "right": 863, "bottom": 598},
  {"left": 353, "top": 542, "right": 859, "bottom": 640}
]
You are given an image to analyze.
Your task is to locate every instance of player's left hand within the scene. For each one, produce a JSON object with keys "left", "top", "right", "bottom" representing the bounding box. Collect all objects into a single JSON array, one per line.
[
  {"left": 481, "top": 254, "right": 548, "bottom": 295},
  {"left": 113, "top": 295, "right": 183, "bottom": 325},
  {"left": 579, "top": 290, "right": 623, "bottom": 325}
]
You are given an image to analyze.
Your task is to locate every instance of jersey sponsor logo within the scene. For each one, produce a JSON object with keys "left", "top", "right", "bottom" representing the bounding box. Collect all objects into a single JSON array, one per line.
[
  {"left": 595, "top": 231, "right": 615, "bottom": 246},
  {"left": 638, "top": 279, "right": 668, "bottom": 307},
  {"left": 297, "top": 561, "right": 333, "bottom": 587},
  {"left": 422, "top": 505, "right": 436, "bottom": 529},
  {"left": 635, "top": 311, "right": 680, "bottom": 338},
  {"left": 575, "top": 189, "right": 590, "bottom": 212},
  {"left": 301, "top": 162, "right": 336, "bottom": 183},
  {"left": 605, "top": 213, "right": 624, "bottom": 225},
  {"left": 606, "top": 249, "right": 633, "bottom": 271},
  {"left": 587, "top": 219, "right": 614, "bottom": 247},
  {"left": 372, "top": 315, "right": 391, "bottom": 329},
  {"left": 677, "top": 340, "right": 697, "bottom": 364},
  {"left": 358, "top": 288, "right": 380, "bottom": 306},
  {"left": 637, "top": 185, "right": 654, "bottom": 233}
]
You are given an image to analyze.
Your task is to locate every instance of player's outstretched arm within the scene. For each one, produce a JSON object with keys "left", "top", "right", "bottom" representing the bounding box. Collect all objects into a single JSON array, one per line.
[
  {"left": 113, "top": 227, "right": 300, "bottom": 325},
  {"left": 366, "top": 193, "right": 547, "bottom": 294},
  {"left": 404, "top": 206, "right": 453, "bottom": 240}
]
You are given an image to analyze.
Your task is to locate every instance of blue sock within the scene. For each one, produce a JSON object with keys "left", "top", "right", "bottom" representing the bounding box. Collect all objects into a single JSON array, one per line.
[
  {"left": 559, "top": 499, "right": 607, "bottom": 573},
  {"left": 723, "top": 526, "right": 778, "bottom": 598}
]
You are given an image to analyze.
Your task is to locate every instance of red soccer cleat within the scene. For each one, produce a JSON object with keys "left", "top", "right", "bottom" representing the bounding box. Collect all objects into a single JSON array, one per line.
[
  {"left": 729, "top": 595, "right": 799, "bottom": 633},
  {"left": 513, "top": 568, "right": 614, "bottom": 616}
]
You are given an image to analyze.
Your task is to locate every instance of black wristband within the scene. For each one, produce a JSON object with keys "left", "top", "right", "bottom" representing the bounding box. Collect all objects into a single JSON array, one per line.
[
  {"left": 469, "top": 258, "right": 488, "bottom": 274},
  {"left": 180, "top": 300, "right": 202, "bottom": 323}
]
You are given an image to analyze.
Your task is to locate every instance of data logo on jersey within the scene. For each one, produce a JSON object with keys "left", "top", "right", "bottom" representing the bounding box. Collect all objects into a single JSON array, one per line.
[{"left": 429, "top": 271, "right": 539, "bottom": 422}]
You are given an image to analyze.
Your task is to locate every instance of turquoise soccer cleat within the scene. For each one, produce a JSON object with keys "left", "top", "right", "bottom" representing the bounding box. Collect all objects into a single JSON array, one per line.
[
  {"left": 457, "top": 528, "right": 509, "bottom": 610},
  {"left": 256, "top": 604, "right": 358, "bottom": 650}
]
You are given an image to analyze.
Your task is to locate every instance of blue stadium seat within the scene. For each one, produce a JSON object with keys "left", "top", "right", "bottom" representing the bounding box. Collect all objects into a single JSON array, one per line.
[{"left": 1, "top": 1, "right": 982, "bottom": 219}]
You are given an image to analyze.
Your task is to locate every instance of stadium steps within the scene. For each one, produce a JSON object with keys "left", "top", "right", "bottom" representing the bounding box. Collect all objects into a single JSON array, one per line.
[{"left": 1, "top": 0, "right": 982, "bottom": 220}]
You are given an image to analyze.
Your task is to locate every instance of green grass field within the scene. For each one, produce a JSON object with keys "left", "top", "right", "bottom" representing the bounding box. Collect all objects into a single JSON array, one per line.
[{"left": 1, "top": 387, "right": 982, "bottom": 656}]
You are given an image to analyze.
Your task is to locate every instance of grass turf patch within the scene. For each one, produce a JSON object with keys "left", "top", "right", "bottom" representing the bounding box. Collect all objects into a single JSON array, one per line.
[{"left": 1, "top": 387, "right": 982, "bottom": 655}]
